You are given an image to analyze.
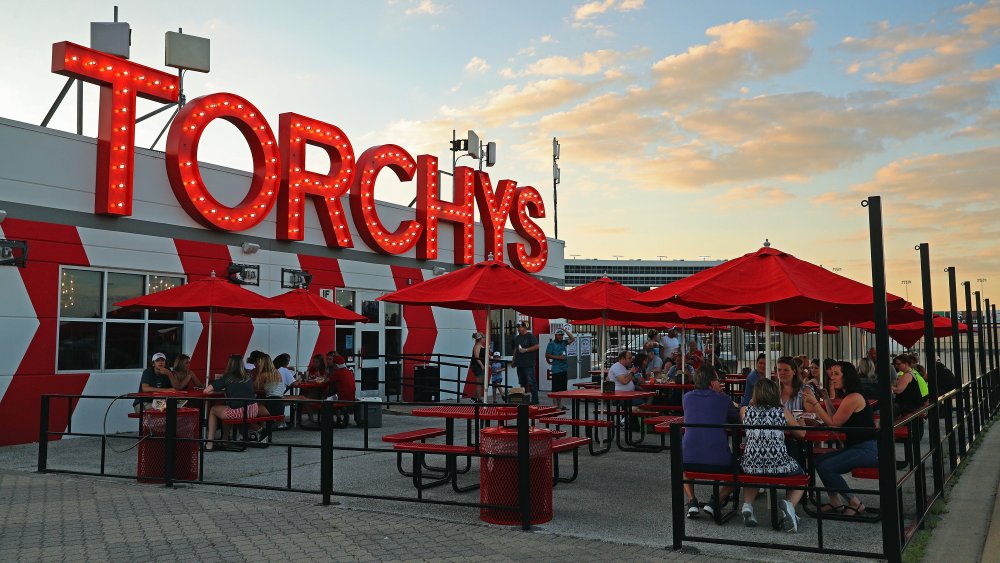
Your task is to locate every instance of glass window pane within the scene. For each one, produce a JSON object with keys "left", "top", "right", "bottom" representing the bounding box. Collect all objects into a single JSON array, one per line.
[
  {"left": 106, "top": 273, "right": 144, "bottom": 320},
  {"left": 337, "top": 329, "right": 355, "bottom": 359},
  {"left": 148, "top": 276, "right": 184, "bottom": 321},
  {"left": 361, "top": 330, "right": 379, "bottom": 359},
  {"left": 58, "top": 321, "right": 101, "bottom": 370},
  {"left": 60, "top": 269, "right": 103, "bottom": 319},
  {"left": 104, "top": 323, "right": 144, "bottom": 369},
  {"left": 384, "top": 302, "right": 401, "bottom": 327},
  {"left": 361, "top": 300, "right": 379, "bottom": 324},
  {"left": 385, "top": 329, "right": 402, "bottom": 359},
  {"left": 148, "top": 324, "right": 183, "bottom": 367},
  {"left": 335, "top": 289, "right": 355, "bottom": 311}
]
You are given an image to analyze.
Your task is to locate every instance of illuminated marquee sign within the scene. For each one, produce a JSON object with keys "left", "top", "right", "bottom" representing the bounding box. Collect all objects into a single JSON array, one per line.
[{"left": 50, "top": 41, "right": 549, "bottom": 272}]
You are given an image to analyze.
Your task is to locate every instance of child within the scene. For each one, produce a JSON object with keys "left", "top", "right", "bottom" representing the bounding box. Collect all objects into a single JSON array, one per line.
[
  {"left": 490, "top": 352, "right": 504, "bottom": 403},
  {"left": 739, "top": 378, "right": 806, "bottom": 532}
]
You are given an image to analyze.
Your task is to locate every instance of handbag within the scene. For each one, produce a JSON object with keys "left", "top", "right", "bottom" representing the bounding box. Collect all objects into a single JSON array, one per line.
[{"left": 601, "top": 381, "right": 615, "bottom": 394}]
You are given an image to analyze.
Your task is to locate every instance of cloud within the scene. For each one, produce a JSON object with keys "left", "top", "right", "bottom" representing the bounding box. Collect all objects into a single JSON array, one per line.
[
  {"left": 540, "top": 35, "right": 556, "bottom": 44},
  {"left": 439, "top": 78, "right": 600, "bottom": 127},
  {"left": 504, "top": 48, "right": 648, "bottom": 77},
  {"left": 464, "top": 56, "right": 490, "bottom": 74},
  {"left": 650, "top": 19, "right": 814, "bottom": 104},
  {"left": 839, "top": 7, "right": 1000, "bottom": 84},
  {"left": 573, "top": 0, "right": 644, "bottom": 20},
  {"left": 404, "top": 0, "right": 444, "bottom": 16},
  {"left": 710, "top": 185, "right": 796, "bottom": 208},
  {"left": 952, "top": 108, "right": 1000, "bottom": 138}
]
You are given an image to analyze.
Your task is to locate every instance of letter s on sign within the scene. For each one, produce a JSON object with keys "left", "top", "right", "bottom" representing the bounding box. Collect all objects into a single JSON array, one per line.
[
  {"left": 165, "top": 93, "right": 280, "bottom": 231},
  {"left": 506, "top": 186, "right": 548, "bottom": 273}
]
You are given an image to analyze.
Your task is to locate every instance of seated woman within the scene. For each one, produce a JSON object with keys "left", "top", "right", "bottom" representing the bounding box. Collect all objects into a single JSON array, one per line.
[
  {"left": 803, "top": 361, "right": 877, "bottom": 516},
  {"left": 301, "top": 354, "right": 329, "bottom": 401},
  {"left": 169, "top": 354, "right": 203, "bottom": 390},
  {"left": 776, "top": 356, "right": 812, "bottom": 412},
  {"left": 204, "top": 355, "right": 260, "bottom": 450},
  {"left": 892, "top": 354, "right": 924, "bottom": 415},
  {"left": 253, "top": 353, "right": 284, "bottom": 420},
  {"left": 682, "top": 366, "right": 740, "bottom": 519},
  {"left": 739, "top": 378, "right": 806, "bottom": 532}
]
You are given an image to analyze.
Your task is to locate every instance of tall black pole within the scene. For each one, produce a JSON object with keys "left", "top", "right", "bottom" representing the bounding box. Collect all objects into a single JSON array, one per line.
[
  {"left": 964, "top": 282, "right": 980, "bottom": 436},
  {"left": 866, "top": 196, "right": 901, "bottom": 563},
  {"left": 993, "top": 303, "right": 1000, "bottom": 372},
  {"left": 986, "top": 298, "right": 996, "bottom": 373},
  {"left": 976, "top": 292, "right": 990, "bottom": 415},
  {"left": 947, "top": 268, "right": 966, "bottom": 458},
  {"left": 918, "top": 244, "right": 944, "bottom": 495}
]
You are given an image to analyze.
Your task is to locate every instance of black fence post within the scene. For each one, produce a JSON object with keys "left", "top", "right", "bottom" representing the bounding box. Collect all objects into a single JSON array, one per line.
[
  {"left": 987, "top": 299, "right": 996, "bottom": 376},
  {"left": 964, "top": 282, "right": 980, "bottom": 437},
  {"left": 976, "top": 293, "right": 989, "bottom": 415},
  {"left": 865, "top": 196, "right": 902, "bottom": 563},
  {"left": 320, "top": 401, "right": 333, "bottom": 505},
  {"left": 669, "top": 422, "right": 684, "bottom": 551},
  {"left": 38, "top": 395, "right": 49, "bottom": 472},
  {"left": 947, "top": 268, "right": 967, "bottom": 458},
  {"left": 164, "top": 398, "right": 177, "bottom": 488},
  {"left": 517, "top": 403, "right": 531, "bottom": 531},
  {"left": 918, "top": 243, "right": 944, "bottom": 496}
]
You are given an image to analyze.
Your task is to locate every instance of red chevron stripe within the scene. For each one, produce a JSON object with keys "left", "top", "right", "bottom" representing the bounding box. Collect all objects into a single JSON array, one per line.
[
  {"left": 173, "top": 239, "right": 255, "bottom": 382},
  {"left": 296, "top": 254, "right": 345, "bottom": 361},
  {"left": 390, "top": 266, "right": 437, "bottom": 402},
  {"left": 0, "top": 219, "right": 91, "bottom": 445}
]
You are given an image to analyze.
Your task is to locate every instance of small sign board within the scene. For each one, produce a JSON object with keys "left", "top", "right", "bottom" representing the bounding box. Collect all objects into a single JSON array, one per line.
[
  {"left": 579, "top": 336, "right": 593, "bottom": 356},
  {"left": 227, "top": 262, "right": 259, "bottom": 286},
  {"left": 281, "top": 268, "right": 312, "bottom": 289}
]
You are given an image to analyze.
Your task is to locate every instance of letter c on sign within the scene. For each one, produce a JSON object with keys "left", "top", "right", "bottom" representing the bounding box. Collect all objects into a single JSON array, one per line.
[{"left": 166, "top": 93, "right": 280, "bottom": 231}]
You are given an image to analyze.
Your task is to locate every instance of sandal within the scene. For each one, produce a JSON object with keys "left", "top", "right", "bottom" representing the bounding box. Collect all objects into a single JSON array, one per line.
[
  {"left": 820, "top": 503, "right": 845, "bottom": 514},
  {"left": 843, "top": 503, "right": 866, "bottom": 516}
]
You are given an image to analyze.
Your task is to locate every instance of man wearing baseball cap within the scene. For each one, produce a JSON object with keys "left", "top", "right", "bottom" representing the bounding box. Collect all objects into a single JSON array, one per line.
[
  {"left": 512, "top": 321, "right": 540, "bottom": 404},
  {"left": 132, "top": 352, "right": 174, "bottom": 412},
  {"left": 545, "top": 327, "right": 575, "bottom": 409}
]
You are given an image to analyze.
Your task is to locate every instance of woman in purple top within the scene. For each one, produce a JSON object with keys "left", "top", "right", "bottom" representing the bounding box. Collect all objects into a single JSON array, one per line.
[{"left": 682, "top": 366, "right": 740, "bottom": 519}]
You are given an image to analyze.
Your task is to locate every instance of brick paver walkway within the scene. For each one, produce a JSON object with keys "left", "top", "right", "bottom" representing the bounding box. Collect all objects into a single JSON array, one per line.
[{"left": 0, "top": 470, "right": 727, "bottom": 562}]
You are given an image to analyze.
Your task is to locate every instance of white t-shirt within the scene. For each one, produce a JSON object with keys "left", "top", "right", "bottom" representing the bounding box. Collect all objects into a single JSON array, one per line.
[
  {"left": 607, "top": 362, "right": 634, "bottom": 392},
  {"left": 660, "top": 335, "right": 680, "bottom": 357},
  {"left": 277, "top": 366, "right": 296, "bottom": 388}
]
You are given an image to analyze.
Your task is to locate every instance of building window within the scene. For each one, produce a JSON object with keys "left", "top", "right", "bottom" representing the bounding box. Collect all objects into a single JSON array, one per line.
[{"left": 57, "top": 268, "right": 185, "bottom": 372}]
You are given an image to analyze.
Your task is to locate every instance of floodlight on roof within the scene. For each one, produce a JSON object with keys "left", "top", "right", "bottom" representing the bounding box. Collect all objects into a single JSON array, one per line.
[{"left": 165, "top": 30, "right": 211, "bottom": 73}]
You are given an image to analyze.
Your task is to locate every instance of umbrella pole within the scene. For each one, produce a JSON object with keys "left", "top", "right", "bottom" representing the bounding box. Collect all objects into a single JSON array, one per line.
[
  {"left": 764, "top": 304, "right": 772, "bottom": 380},
  {"left": 848, "top": 320, "right": 853, "bottom": 363},
  {"left": 819, "top": 311, "right": 824, "bottom": 377},
  {"left": 602, "top": 312, "right": 607, "bottom": 380},
  {"left": 295, "top": 319, "right": 302, "bottom": 376},
  {"left": 484, "top": 306, "right": 491, "bottom": 403},
  {"left": 680, "top": 324, "right": 686, "bottom": 384},
  {"left": 206, "top": 306, "right": 214, "bottom": 383}
]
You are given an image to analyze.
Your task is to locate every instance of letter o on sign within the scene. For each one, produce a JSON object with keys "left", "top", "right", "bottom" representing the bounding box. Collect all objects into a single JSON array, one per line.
[{"left": 166, "top": 93, "right": 279, "bottom": 231}]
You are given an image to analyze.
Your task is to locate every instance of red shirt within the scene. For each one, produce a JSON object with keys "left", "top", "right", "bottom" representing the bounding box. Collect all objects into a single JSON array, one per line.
[{"left": 332, "top": 367, "right": 356, "bottom": 402}]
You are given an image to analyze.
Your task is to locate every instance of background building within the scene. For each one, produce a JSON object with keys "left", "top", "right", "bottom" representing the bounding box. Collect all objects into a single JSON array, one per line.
[{"left": 564, "top": 258, "right": 725, "bottom": 292}]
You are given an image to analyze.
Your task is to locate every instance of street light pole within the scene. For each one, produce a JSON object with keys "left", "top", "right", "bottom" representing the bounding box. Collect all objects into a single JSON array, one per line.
[
  {"left": 901, "top": 280, "right": 912, "bottom": 301},
  {"left": 978, "top": 278, "right": 988, "bottom": 295},
  {"left": 552, "top": 138, "right": 560, "bottom": 240}
]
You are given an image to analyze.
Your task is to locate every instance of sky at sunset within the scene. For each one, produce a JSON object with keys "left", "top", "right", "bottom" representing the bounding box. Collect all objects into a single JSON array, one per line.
[{"left": 2, "top": 0, "right": 999, "bottom": 308}]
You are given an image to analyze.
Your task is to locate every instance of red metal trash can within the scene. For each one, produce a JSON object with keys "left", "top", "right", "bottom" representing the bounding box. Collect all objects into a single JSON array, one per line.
[
  {"left": 479, "top": 426, "right": 553, "bottom": 525},
  {"left": 136, "top": 407, "right": 200, "bottom": 483}
]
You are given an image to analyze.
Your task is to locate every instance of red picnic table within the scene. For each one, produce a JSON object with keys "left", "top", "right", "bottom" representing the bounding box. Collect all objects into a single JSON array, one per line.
[{"left": 546, "top": 389, "right": 656, "bottom": 453}]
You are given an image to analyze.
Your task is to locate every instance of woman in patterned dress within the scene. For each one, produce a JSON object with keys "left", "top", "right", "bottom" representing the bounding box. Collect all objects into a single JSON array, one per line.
[{"left": 739, "top": 378, "right": 806, "bottom": 532}]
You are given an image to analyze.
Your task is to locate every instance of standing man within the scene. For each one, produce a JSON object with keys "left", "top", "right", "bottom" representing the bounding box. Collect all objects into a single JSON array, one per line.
[
  {"left": 660, "top": 328, "right": 681, "bottom": 358},
  {"left": 545, "top": 328, "right": 575, "bottom": 409},
  {"left": 512, "top": 321, "right": 540, "bottom": 404}
]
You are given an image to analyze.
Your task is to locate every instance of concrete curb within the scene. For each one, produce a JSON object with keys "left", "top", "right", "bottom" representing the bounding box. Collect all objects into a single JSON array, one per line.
[{"left": 922, "top": 420, "right": 1000, "bottom": 563}]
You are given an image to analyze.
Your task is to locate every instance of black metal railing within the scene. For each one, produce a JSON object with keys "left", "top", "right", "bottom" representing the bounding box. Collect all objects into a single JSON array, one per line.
[{"left": 37, "top": 395, "right": 538, "bottom": 530}]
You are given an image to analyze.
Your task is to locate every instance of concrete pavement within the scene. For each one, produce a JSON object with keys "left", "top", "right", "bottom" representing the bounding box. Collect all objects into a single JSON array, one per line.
[
  {"left": 922, "top": 421, "right": 1000, "bottom": 563},
  {"left": 0, "top": 469, "right": 730, "bottom": 562}
]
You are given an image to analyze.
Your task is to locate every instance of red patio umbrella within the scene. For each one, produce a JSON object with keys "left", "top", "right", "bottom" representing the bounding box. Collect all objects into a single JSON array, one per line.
[
  {"left": 116, "top": 272, "right": 283, "bottom": 380},
  {"left": 856, "top": 313, "right": 969, "bottom": 348},
  {"left": 567, "top": 277, "right": 753, "bottom": 376},
  {"left": 632, "top": 244, "right": 908, "bottom": 374},
  {"left": 269, "top": 288, "right": 367, "bottom": 373},
  {"left": 377, "top": 259, "right": 602, "bottom": 401}
]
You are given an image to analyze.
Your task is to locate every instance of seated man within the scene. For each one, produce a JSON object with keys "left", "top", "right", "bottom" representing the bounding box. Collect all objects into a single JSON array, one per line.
[
  {"left": 646, "top": 349, "right": 664, "bottom": 378},
  {"left": 132, "top": 352, "right": 173, "bottom": 413},
  {"left": 327, "top": 355, "right": 356, "bottom": 427}
]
